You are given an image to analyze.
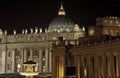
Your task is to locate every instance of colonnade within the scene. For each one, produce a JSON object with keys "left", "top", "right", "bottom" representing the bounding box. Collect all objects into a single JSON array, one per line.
[
  {"left": 51, "top": 46, "right": 120, "bottom": 78},
  {"left": 76, "top": 54, "right": 120, "bottom": 78}
]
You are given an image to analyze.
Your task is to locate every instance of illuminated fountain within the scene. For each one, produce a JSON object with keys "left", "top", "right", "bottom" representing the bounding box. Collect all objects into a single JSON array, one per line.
[{"left": 19, "top": 60, "right": 39, "bottom": 78}]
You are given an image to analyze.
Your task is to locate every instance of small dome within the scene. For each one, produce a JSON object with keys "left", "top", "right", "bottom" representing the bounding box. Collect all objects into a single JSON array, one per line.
[{"left": 48, "top": 3, "right": 74, "bottom": 33}]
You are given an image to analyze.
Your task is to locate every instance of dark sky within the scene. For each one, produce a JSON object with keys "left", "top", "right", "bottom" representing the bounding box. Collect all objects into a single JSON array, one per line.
[{"left": 0, "top": 0, "right": 120, "bottom": 34}]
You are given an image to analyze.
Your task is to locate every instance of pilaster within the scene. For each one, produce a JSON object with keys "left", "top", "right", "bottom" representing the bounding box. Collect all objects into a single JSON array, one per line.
[
  {"left": 49, "top": 51, "right": 52, "bottom": 72},
  {"left": 23, "top": 49, "right": 27, "bottom": 62},
  {"left": 2, "top": 50, "right": 6, "bottom": 73},
  {"left": 12, "top": 49, "right": 16, "bottom": 73},
  {"left": 30, "top": 49, "right": 33, "bottom": 60},
  {"left": 38, "top": 49, "right": 42, "bottom": 73},
  {"left": 45, "top": 49, "right": 49, "bottom": 72}
]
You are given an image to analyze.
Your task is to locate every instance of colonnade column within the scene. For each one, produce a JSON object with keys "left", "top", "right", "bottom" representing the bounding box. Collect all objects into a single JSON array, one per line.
[
  {"left": 90, "top": 56, "right": 94, "bottom": 77},
  {"left": 45, "top": 49, "right": 49, "bottom": 72},
  {"left": 118, "top": 54, "right": 120, "bottom": 78},
  {"left": 76, "top": 55, "right": 80, "bottom": 78},
  {"left": 87, "top": 55, "right": 92, "bottom": 78},
  {"left": 81, "top": 56, "right": 86, "bottom": 78},
  {"left": 116, "top": 54, "right": 120, "bottom": 78},
  {"left": 111, "top": 55, "right": 115, "bottom": 78},
  {"left": 107, "top": 54, "right": 115, "bottom": 78},
  {"left": 101, "top": 56, "right": 107, "bottom": 78},
  {"left": 94, "top": 55, "right": 99, "bottom": 78},
  {"left": 56, "top": 56, "right": 59, "bottom": 78},
  {"left": 107, "top": 55, "right": 111, "bottom": 78},
  {"left": 38, "top": 49, "right": 42, "bottom": 73},
  {"left": 12, "top": 49, "right": 16, "bottom": 73}
]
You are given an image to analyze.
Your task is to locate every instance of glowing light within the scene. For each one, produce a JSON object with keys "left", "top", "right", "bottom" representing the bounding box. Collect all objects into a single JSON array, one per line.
[
  {"left": 17, "top": 64, "right": 21, "bottom": 68},
  {"left": 58, "top": 2, "right": 66, "bottom": 16},
  {"left": 14, "top": 30, "right": 16, "bottom": 35},
  {"left": 84, "top": 68, "right": 87, "bottom": 76},
  {"left": 42, "top": 58, "right": 45, "bottom": 61},
  {"left": 20, "top": 72, "right": 39, "bottom": 76}
]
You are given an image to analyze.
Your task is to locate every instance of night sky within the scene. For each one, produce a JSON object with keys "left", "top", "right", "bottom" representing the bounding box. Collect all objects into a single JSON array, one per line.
[{"left": 0, "top": 0, "right": 120, "bottom": 34}]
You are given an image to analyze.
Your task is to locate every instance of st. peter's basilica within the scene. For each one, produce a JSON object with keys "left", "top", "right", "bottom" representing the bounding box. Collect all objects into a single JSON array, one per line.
[{"left": 0, "top": 3, "right": 120, "bottom": 78}]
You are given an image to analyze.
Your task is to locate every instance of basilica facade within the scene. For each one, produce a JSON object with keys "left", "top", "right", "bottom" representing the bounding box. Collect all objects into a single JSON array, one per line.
[{"left": 0, "top": 3, "right": 85, "bottom": 78}]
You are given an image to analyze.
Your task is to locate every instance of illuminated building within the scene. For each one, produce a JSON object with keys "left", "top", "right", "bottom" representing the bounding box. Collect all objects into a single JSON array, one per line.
[
  {"left": 0, "top": 3, "right": 85, "bottom": 78},
  {"left": 51, "top": 17, "right": 120, "bottom": 78},
  {"left": 0, "top": 2, "right": 120, "bottom": 78}
]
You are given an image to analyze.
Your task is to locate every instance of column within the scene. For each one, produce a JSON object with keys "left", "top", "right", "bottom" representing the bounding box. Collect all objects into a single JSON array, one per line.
[
  {"left": 81, "top": 56, "right": 85, "bottom": 78},
  {"left": 116, "top": 55, "right": 119, "bottom": 78},
  {"left": 57, "top": 57, "right": 59, "bottom": 78},
  {"left": 107, "top": 54, "right": 115, "bottom": 78},
  {"left": 45, "top": 49, "right": 49, "bottom": 72},
  {"left": 52, "top": 56, "right": 57, "bottom": 78},
  {"left": 90, "top": 56, "right": 94, "bottom": 77},
  {"left": 107, "top": 55, "right": 111, "bottom": 78},
  {"left": 12, "top": 49, "right": 16, "bottom": 73},
  {"left": 111, "top": 55, "right": 115, "bottom": 78},
  {"left": 49, "top": 51, "right": 52, "bottom": 72},
  {"left": 38, "top": 49, "right": 42, "bottom": 73},
  {"left": 21, "top": 49, "right": 24, "bottom": 72},
  {"left": 58, "top": 57, "right": 64, "bottom": 78},
  {"left": 99, "top": 56, "right": 102, "bottom": 78},
  {"left": 24, "top": 49, "right": 27, "bottom": 62},
  {"left": 2, "top": 49, "right": 6, "bottom": 73},
  {"left": 101, "top": 56, "right": 107, "bottom": 78},
  {"left": 87, "top": 55, "right": 92, "bottom": 78},
  {"left": 77, "top": 55, "right": 80, "bottom": 78},
  {"left": 118, "top": 54, "right": 120, "bottom": 78},
  {"left": 30, "top": 49, "right": 33, "bottom": 60},
  {"left": 94, "top": 55, "right": 99, "bottom": 78}
]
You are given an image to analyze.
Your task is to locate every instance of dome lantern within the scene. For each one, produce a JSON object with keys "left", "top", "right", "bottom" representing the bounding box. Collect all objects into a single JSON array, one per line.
[{"left": 58, "top": 2, "right": 66, "bottom": 16}]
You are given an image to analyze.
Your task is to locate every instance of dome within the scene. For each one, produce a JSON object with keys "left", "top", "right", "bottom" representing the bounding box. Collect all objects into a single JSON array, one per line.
[
  {"left": 48, "top": 3, "right": 74, "bottom": 33},
  {"left": 48, "top": 16, "right": 74, "bottom": 33}
]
